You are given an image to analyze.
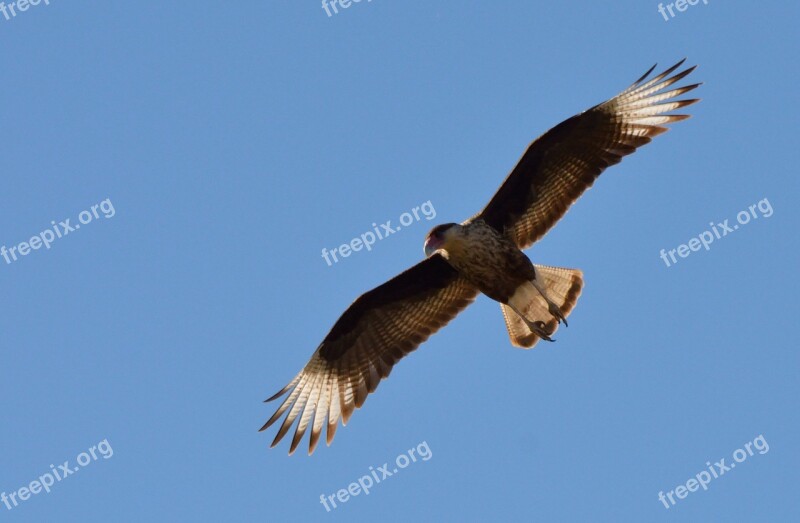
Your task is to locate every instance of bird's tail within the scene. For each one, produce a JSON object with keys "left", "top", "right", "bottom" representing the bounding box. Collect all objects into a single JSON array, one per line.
[{"left": 500, "top": 265, "right": 583, "bottom": 348}]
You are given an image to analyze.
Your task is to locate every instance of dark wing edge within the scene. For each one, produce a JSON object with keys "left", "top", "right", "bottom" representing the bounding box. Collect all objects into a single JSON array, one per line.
[
  {"left": 476, "top": 59, "right": 701, "bottom": 249},
  {"left": 260, "top": 254, "right": 478, "bottom": 455}
]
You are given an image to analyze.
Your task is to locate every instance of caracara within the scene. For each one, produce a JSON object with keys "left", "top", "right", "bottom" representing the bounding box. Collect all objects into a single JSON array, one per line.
[{"left": 262, "top": 60, "right": 700, "bottom": 455}]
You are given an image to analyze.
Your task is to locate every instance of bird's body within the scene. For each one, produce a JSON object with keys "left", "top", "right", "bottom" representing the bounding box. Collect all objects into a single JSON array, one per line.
[
  {"left": 424, "top": 219, "right": 581, "bottom": 343},
  {"left": 262, "top": 60, "right": 701, "bottom": 455},
  {"left": 433, "top": 219, "right": 534, "bottom": 303},
  {"left": 424, "top": 218, "right": 581, "bottom": 344}
]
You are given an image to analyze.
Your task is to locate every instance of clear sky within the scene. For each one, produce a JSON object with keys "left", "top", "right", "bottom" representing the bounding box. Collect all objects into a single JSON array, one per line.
[{"left": 1, "top": 1, "right": 798, "bottom": 522}]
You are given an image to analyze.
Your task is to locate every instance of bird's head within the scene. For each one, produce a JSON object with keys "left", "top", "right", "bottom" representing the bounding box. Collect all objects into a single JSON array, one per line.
[{"left": 423, "top": 223, "right": 460, "bottom": 258}]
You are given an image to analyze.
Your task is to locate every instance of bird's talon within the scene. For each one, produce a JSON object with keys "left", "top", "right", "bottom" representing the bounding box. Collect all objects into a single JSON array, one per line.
[
  {"left": 530, "top": 321, "right": 555, "bottom": 341},
  {"left": 548, "top": 303, "right": 567, "bottom": 326}
]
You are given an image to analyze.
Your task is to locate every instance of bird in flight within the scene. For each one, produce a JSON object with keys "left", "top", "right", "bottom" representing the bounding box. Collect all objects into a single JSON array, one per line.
[{"left": 262, "top": 60, "right": 700, "bottom": 455}]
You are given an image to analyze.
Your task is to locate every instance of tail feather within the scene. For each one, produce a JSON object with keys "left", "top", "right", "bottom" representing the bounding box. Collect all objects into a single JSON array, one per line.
[{"left": 500, "top": 265, "right": 583, "bottom": 348}]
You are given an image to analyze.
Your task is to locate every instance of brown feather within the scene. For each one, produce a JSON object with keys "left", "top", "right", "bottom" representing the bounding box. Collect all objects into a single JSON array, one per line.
[
  {"left": 261, "top": 254, "right": 478, "bottom": 454},
  {"left": 476, "top": 61, "right": 700, "bottom": 249}
]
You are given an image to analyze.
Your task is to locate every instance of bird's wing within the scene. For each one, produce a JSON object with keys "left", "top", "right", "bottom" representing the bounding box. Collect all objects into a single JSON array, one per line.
[
  {"left": 476, "top": 60, "right": 700, "bottom": 249},
  {"left": 260, "top": 254, "right": 478, "bottom": 455}
]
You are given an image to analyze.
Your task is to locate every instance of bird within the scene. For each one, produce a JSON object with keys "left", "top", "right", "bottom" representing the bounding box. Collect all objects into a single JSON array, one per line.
[{"left": 261, "top": 60, "right": 700, "bottom": 455}]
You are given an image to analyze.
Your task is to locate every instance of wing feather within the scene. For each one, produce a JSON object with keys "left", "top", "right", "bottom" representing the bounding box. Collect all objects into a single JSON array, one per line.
[
  {"left": 476, "top": 60, "right": 700, "bottom": 248},
  {"left": 261, "top": 254, "right": 478, "bottom": 455},
  {"left": 289, "top": 368, "right": 325, "bottom": 455},
  {"left": 308, "top": 370, "right": 331, "bottom": 454},
  {"left": 325, "top": 373, "right": 341, "bottom": 446}
]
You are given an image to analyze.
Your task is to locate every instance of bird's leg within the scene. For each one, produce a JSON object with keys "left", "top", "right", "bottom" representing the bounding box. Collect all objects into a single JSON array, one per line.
[
  {"left": 531, "top": 279, "right": 568, "bottom": 327},
  {"left": 507, "top": 304, "right": 555, "bottom": 342}
]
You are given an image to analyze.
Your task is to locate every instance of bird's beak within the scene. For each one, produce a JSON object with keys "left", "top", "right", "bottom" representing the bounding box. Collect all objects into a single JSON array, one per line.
[{"left": 423, "top": 236, "right": 441, "bottom": 258}]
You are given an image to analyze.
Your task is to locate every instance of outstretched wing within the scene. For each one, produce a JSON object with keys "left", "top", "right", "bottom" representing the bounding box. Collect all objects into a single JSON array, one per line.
[
  {"left": 261, "top": 254, "right": 478, "bottom": 455},
  {"left": 477, "top": 60, "right": 701, "bottom": 249}
]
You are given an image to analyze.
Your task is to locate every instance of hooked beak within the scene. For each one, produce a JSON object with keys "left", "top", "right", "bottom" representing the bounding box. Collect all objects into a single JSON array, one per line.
[{"left": 423, "top": 236, "right": 443, "bottom": 258}]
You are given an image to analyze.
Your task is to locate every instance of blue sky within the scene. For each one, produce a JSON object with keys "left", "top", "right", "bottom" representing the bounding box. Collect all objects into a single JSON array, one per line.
[{"left": 1, "top": 1, "right": 798, "bottom": 521}]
